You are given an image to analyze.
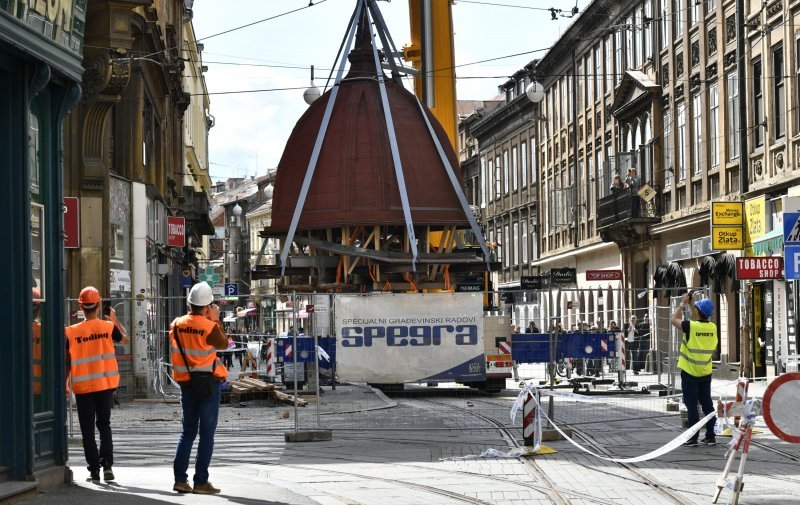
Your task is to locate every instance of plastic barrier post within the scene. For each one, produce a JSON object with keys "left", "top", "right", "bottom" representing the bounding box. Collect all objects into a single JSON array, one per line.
[
  {"left": 734, "top": 379, "right": 748, "bottom": 427},
  {"left": 266, "top": 338, "right": 276, "bottom": 379},
  {"left": 523, "top": 392, "right": 537, "bottom": 446}
]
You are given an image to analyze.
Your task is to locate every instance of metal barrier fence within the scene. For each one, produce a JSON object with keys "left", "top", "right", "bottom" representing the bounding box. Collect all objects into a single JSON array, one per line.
[{"left": 64, "top": 288, "right": 716, "bottom": 442}]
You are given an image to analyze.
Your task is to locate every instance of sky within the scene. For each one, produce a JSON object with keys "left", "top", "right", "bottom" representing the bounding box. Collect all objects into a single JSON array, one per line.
[{"left": 192, "top": 0, "right": 593, "bottom": 182}]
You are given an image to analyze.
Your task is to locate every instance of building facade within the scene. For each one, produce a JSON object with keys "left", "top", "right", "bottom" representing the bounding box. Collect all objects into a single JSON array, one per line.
[
  {"left": 1, "top": 0, "right": 84, "bottom": 486},
  {"left": 63, "top": 0, "right": 214, "bottom": 398},
  {"left": 476, "top": 0, "right": 800, "bottom": 377}
]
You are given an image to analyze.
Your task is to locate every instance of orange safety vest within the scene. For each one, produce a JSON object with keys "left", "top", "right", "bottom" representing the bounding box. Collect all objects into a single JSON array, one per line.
[
  {"left": 65, "top": 319, "right": 120, "bottom": 395},
  {"left": 170, "top": 314, "right": 227, "bottom": 383},
  {"left": 33, "top": 321, "right": 42, "bottom": 395}
]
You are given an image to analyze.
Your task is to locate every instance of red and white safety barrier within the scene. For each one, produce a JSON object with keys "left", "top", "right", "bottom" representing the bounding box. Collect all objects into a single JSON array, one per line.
[
  {"left": 498, "top": 340, "right": 511, "bottom": 355},
  {"left": 734, "top": 379, "right": 748, "bottom": 427},
  {"left": 522, "top": 388, "right": 540, "bottom": 447},
  {"left": 615, "top": 333, "right": 626, "bottom": 371},
  {"left": 600, "top": 337, "right": 608, "bottom": 353},
  {"left": 265, "top": 338, "right": 276, "bottom": 378}
]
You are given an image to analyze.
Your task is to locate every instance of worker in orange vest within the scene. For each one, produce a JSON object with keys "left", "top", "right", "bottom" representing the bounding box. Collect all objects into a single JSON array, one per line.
[
  {"left": 171, "top": 282, "right": 228, "bottom": 495},
  {"left": 65, "top": 286, "right": 128, "bottom": 483}
]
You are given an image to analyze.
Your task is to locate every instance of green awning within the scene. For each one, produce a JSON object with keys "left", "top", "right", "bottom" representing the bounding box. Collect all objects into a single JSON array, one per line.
[{"left": 748, "top": 228, "right": 784, "bottom": 256}]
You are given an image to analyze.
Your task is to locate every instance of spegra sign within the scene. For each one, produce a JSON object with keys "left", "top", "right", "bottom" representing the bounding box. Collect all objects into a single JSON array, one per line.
[
  {"left": 586, "top": 270, "right": 622, "bottom": 281},
  {"left": 736, "top": 257, "right": 783, "bottom": 280},
  {"left": 167, "top": 216, "right": 185, "bottom": 247}
]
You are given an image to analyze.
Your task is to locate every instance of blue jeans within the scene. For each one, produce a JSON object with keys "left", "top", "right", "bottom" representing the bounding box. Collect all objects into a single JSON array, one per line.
[
  {"left": 174, "top": 381, "right": 221, "bottom": 484},
  {"left": 681, "top": 371, "right": 715, "bottom": 441}
]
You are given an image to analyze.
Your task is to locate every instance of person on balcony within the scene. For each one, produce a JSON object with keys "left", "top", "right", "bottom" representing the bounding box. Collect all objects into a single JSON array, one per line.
[
  {"left": 609, "top": 174, "right": 625, "bottom": 193},
  {"left": 624, "top": 168, "right": 641, "bottom": 191}
]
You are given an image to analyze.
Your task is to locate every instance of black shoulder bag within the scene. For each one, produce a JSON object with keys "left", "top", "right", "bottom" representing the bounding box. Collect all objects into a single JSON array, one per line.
[{"left": 173, "top": 326, "right": 214, "bottom": 397}]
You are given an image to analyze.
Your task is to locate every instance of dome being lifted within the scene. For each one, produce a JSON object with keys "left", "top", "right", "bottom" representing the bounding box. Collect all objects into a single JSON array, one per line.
[
  {"left": 257, "top": 0, "right": 490, "bottom": 286},
  {"left": 266, "top": 4, "right": 469, "bottom": 234}
]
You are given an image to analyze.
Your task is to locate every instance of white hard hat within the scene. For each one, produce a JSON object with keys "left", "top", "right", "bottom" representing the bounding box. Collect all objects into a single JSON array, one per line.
[{"left": 188, "top": 282, "right": 214, "bottom": 306}]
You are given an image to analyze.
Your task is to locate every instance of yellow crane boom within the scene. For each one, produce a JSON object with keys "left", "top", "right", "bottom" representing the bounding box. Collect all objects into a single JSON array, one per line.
[{"left": 404, "top": 0, "right": 458, "bottom": 151}]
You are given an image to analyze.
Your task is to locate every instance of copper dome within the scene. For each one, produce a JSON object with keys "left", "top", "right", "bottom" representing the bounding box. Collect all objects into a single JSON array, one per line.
[{"left": 266, "top": 14, "right": 469, "bottom": 234}]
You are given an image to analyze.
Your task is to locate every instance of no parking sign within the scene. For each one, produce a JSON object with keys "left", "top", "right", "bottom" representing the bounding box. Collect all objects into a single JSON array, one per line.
[{"left": 763, "top": 372, "right": 800, "bottom": 443}]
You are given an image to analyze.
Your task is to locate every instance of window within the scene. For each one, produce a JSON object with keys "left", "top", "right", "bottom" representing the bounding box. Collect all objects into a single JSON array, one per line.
[
  {"left": 512, "top": 222, "right": 519, "bottom": 265},
  {"left": 560, "top": 79, "right": 566, "bottom": 126},
  {"left": 615, "top": 30, "right": 623, "bottom": 85},
  {"left": 709, "top": 83, "right": 720, "bottom": 168},
  {"left": 531, "top": 139, "right": 538, "bottom": 184},
  {"left": 796, "top": 38, "right": 800, "bottom": 132},
  {"left": 503, "top": 224, "right": 510, "bottom": 266},
  {"left": 727, "top": 72, "right": 740, "bottom": 159},
  {"left": 585, "top": 55, "right": 592, "bottom": 105},
  {"left": 495, "top": 156, "right": 501, "bottom": 197},
  {"left": 677, "top": 102, "right": 686, "bottom": 180},
  {"left": 644, "top": 1, "right": 653, "bottom": 58},
  {"left": 480, "top": 157, "right": 487, "bottom": 207},
  {"left": 512, "top": 146, "right": 519, "bottom": 191},
  {"left": 496, "top": 227, "right": 502, "bottom": 265},
  {"left": 708, "top": 0, "right": 716, "bottom": 11},
  {"left": 710, "top": 174, "right": 720, "bottom": 199},
  {"left": 594, "top": 46, "right": 602, "bottom": 99},
  {"left": 576, "top": 61, "right": 583, "bottom": 111},
  {"left": 521, "top": 219, "right": 528, "bottom": 264},
  {"left": 487, "top": 158, "right": 494, "bottom": 201},
  {"left": 503, "top": 151, "right": 509, "bottom": 194},
  {"left": 567, "top": 73, "right": 573, "bottom": 123},
  {"left": 521, "top": 142, "right": 527, "bottom": 187},
  {"left": 693, "top": 181, "right": 703, "bottom": 205},
  {"left": 635, "top": 8, "right": 643, "bottom": 67},
  {"left": 605, "top": 36, "right": 614, "bottom": 91},
  {"left": 773, "top": 46, "right": 785, "bottom": 139},
  {"left": 661, "top": 4, "right": 669, "bottom": 49},
  {"left": 693, "top": 93, "right": 702, "bottom": 175},
  {"left": 626, "top": 16, "right": 634, "bottom": 70},
  {"left": 691, "top": 0, "right": 699, "bottom": 25},
  {"left": 674, "top": 0, "right": 684, "bottom": 37},
  {"left": 753, "top": 59, "right": 763, "bottom": 147}
]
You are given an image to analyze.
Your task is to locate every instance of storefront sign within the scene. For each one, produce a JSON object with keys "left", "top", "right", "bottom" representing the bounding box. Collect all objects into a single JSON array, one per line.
[
  {"left": 456, "top": 281, "right": 483, "bottom": 292},
  {"left": 745, "top": 195, "right": 767, "bottom": 246},
  {"left": 520, "top": 276, "right": 542, "bottom": 290},
  {"left": 550, "top": 267, "right": 577, "bottom": 285},
  {"left": 712, "top": 226, "right": 744, "bottom": 250},
  {"left": 63, "top": 197, "right": 79, "bottom": 248},
  {"left": 735, "top": 257, "right": 783, "bottom": 280},
  {"left": 1, "top": 0, "right": 86, "bottom": 54},
  {"left": 711, "top": 201, "right": 744, "bottom": 225},
  {"left": 167, "top": 216, "right": 185, "bottom": 247},
  {"left": 586, "top": 270, "right": 622, "bottom": 281},
  {"left": 691, "top": 236, "right": 715, "bottom": 257},
  {"left": 666, "top": 240, "right": 692, "bottom": 262}
]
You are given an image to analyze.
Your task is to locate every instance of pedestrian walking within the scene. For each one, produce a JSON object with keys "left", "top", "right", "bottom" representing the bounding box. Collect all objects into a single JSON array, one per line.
[
  {"left": 65, "top": 286, "right": 128, "bottom": 483},
  {"left": 171, "top": 283, "right": 229, "bottom": 494},
  {"left": 671, "top": 294, "right": 718, "bottom": 447}
]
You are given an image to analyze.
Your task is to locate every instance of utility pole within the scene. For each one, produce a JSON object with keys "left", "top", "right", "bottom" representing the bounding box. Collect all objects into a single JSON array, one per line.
[{"left": 736, "top": 0, "right": 751, "bottom": 375}]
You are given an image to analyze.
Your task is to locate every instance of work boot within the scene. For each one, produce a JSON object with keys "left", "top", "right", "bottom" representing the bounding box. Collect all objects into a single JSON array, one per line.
[
  {"left": 89, "top": 469, "right": 101, "bottom": 482},
  {"left": 103, "top": 467, "right": 115, "bottom": 481},
  {"left": 193, "top": 481, "right": 221, "bottom": 494},
  {"left": 173, "top": 481, "right": 193, "bottom": 493}
]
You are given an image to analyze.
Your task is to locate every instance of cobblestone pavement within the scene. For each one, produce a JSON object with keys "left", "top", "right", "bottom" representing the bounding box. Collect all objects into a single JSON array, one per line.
[{"left": 20, "top": 377, "right": 800, "bottom": 505}]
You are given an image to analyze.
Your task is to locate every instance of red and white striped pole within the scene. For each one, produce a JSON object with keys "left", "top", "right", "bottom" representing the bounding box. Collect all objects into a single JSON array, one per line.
[
  {"left": 523, "top": 390, "right": 539, "bottom": 446},
  {"left": 615, "top": 332, "right": 626, "bottom": 383},
  {"left": 265, "top": 338, "right": 276, "bottom": 379},
  {"left": 734, "top": 379, "right": 748, "bottom": 427}
]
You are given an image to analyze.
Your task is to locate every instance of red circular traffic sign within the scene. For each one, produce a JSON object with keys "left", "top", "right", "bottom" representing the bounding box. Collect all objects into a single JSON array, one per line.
[{"left": 763, "top": 372, "right": 800, "bottom": 444}]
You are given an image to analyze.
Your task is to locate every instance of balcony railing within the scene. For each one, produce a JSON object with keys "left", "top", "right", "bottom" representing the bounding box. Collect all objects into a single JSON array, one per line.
[{"left": 596, "top": 187, "right": 660, "bottom": 231}]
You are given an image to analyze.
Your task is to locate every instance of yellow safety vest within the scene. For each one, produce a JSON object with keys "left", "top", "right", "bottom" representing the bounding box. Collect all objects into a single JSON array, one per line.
[{"left": 678, "top": 320, "right": 717, "bottom": 377}]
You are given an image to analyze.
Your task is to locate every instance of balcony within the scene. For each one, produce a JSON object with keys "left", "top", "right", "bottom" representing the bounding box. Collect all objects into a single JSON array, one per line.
[{"left": 597, "top": 188, "right": 660, "bottom": 245}]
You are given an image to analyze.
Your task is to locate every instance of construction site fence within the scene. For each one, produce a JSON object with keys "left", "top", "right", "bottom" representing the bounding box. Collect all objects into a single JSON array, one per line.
[{"left": 63, "top": 288, "right": 719, "bottom": 444}]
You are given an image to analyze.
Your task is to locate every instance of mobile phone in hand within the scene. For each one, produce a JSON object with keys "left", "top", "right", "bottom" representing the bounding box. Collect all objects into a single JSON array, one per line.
[{"left": 102, "top": 300, "right": 111, "bottom": 317}]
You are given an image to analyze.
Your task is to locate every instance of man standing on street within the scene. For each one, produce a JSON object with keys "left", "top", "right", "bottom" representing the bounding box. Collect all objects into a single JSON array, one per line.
[
  {"left": 65, "top": 286, "right": 128, "bottom": 482},
  {"left": 671, "top": 293, "right": 718, "bottom": 446},
  {"left": 171, "top": 283, "right": 228, "bottom": 494}
]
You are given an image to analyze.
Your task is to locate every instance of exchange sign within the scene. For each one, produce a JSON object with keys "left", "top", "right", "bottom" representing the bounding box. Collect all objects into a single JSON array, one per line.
[{"left": 712, "top": 226, "right": 744, "bottom": 250}]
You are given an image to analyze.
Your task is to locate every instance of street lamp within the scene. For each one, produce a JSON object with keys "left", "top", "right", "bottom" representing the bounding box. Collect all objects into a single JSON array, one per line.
[{"left": 525, "top": 81, "right": 545, "bottom": 104}]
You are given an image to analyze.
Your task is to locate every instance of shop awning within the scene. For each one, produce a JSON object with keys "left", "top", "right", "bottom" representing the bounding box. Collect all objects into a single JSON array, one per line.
[{"left": 748, "top": 228, "right": 783, "bottom": 257}]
